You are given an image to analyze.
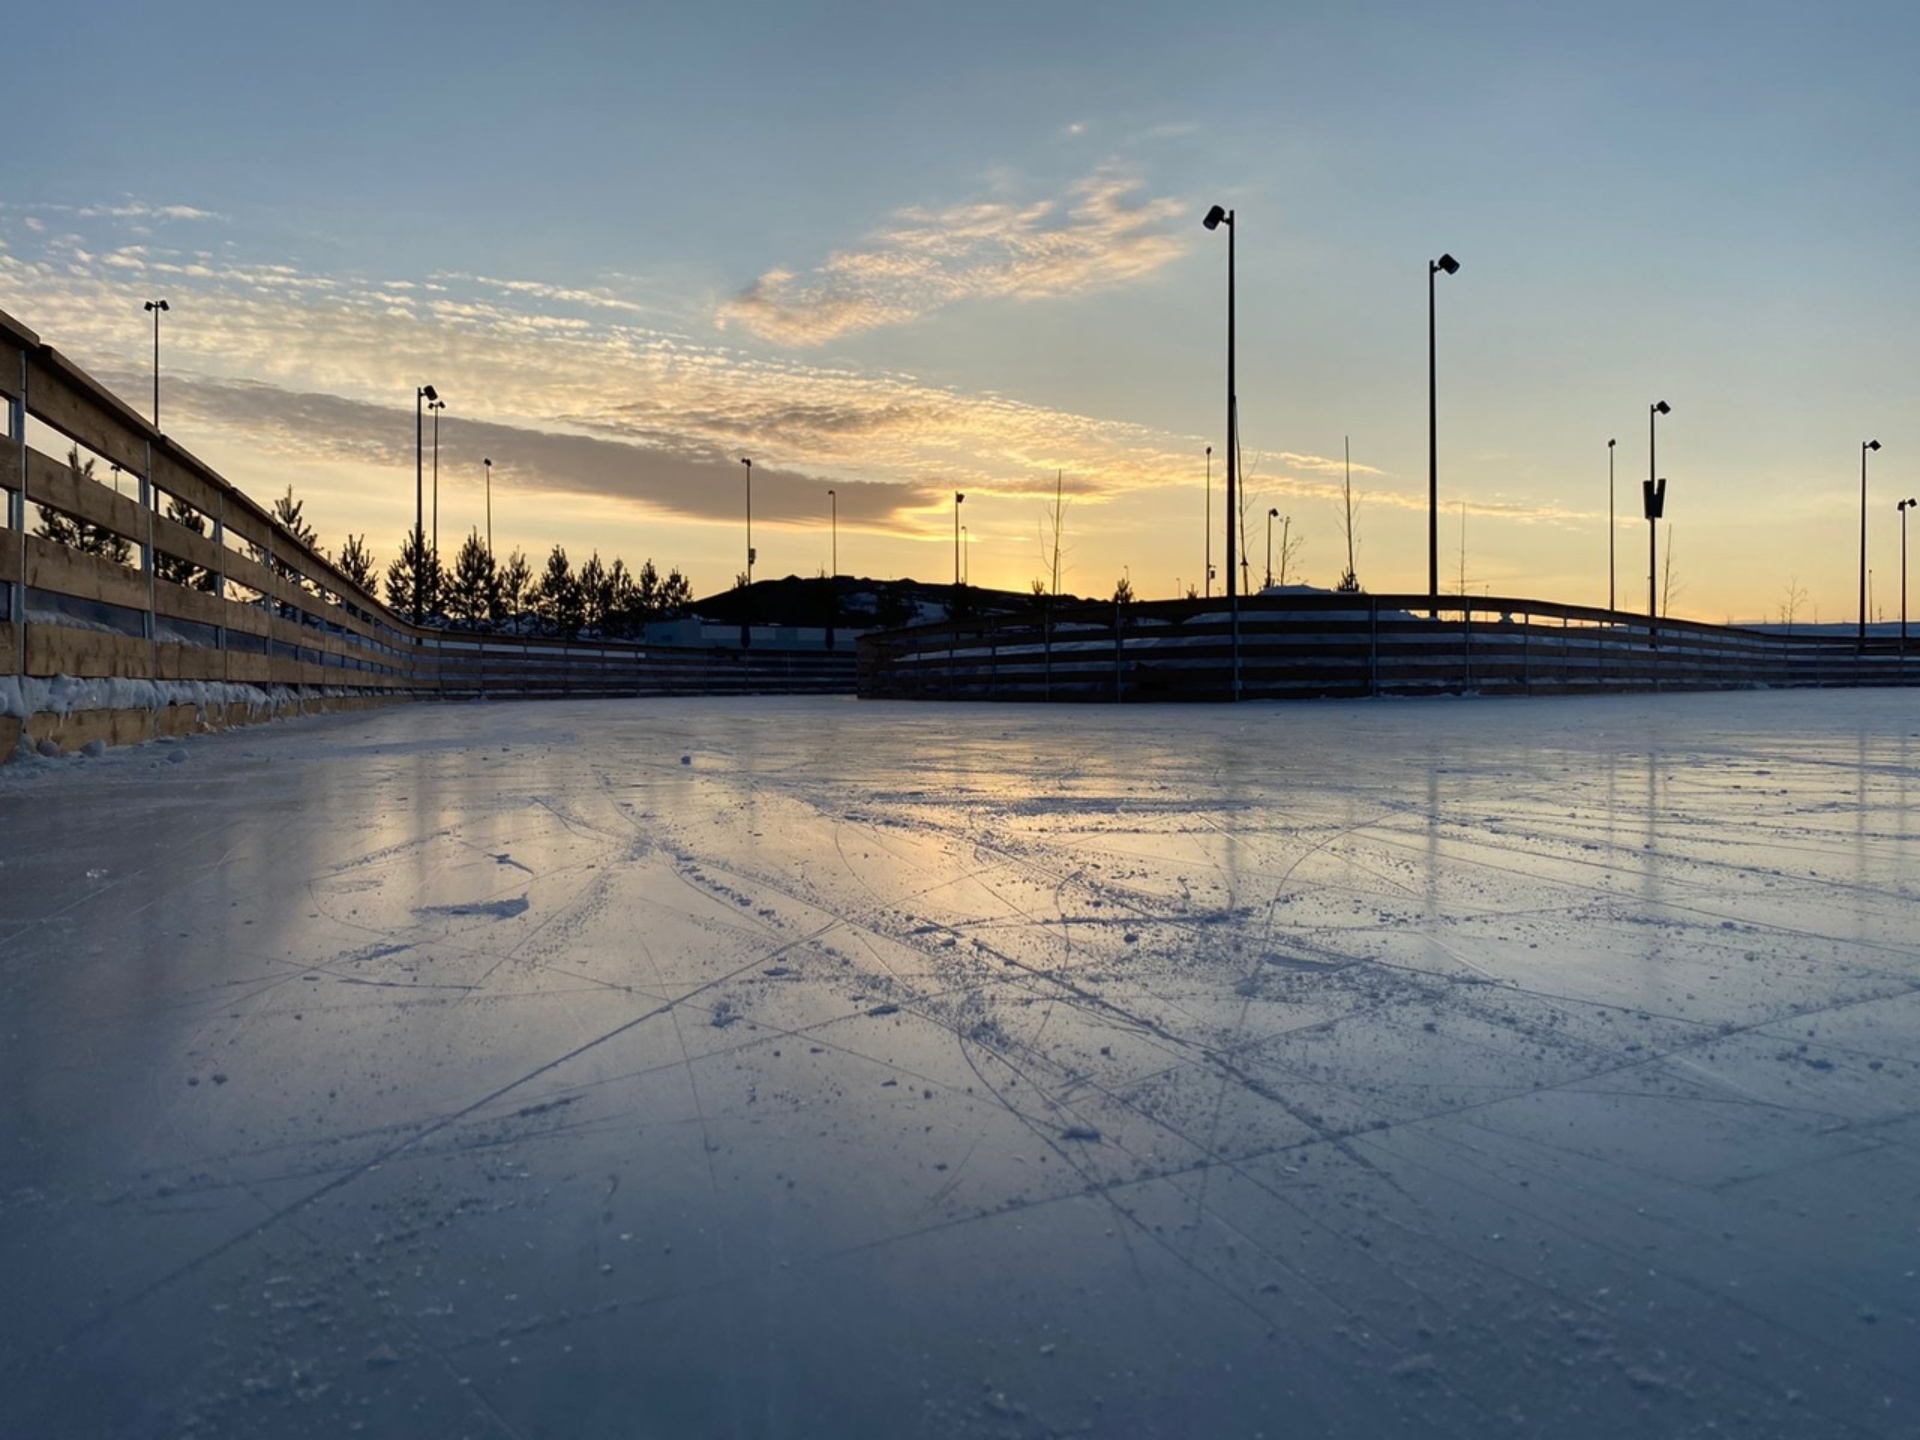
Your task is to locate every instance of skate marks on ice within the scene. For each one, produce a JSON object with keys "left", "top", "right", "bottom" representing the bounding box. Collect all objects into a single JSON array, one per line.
[{"left": 1, "top": 692, "right": 1916, "bottom": 1438}]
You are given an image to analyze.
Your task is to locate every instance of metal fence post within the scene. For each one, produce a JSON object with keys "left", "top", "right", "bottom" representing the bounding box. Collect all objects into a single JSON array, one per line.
[
  {"left": 143, "top": 440, "right": 157, "bottom": 654},
  {"left": 8, "top": 364, "right": 24, "bottom": 674}
]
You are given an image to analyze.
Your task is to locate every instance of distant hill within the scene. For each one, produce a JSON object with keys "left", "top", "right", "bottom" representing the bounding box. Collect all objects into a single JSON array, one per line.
[{"left": 691, "top": 575, "right": 1089, "bottom": 631}]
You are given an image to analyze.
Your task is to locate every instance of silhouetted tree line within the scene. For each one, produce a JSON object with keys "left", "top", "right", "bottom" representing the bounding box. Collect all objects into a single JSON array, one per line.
[{"left": 384, "top": 531, "right": 693, "bottom": 638}]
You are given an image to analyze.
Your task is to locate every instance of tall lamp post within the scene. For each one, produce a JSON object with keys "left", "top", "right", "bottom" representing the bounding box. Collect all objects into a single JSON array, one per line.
[
  {"left": 1427, "top": 252, "right": 1459, "bottom": 610},
  {"left": 1203, "top": 204, "right": 1240, "bottom": 697},
  {"left": 1645, "top": 401, "right": 1670, "bottom": 646},
  {"left": 1898, "top": 496, "right": 1916, "bottom": 654},
  {"left": 483, "top": 458, "right": 493, "bottom": 557},
  {"left": 1860, "top": 440, "right": 1881, "bottom": 652},
  {"left": 1265, "top": 507, "right": 1279, "bottom": 589},
  {"left": 953, "top": 492, "right": 966, "bottom": 591},
  {"left": 740, "top": 457, "right": 753, "bottom": 649},
  {"left": 1607, "top": 437, "right": 1617, "bottom": 612},
  {"left": 143, "top": 299, "right": 169, "bottom": 429},
  {"left": 428, "top": 397, "right": 446, "bottom": 557},
  {"left": 414, "top": 384, "right": 438, "bottom": 623}
]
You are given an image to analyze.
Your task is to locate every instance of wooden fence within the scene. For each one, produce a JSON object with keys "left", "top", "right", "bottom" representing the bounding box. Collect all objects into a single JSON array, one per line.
[
  {"left": 0, "top": 309, "right": 418, "bottom": 699},
  {"left": 0, "top": 305, "right": 851, "bottom": 753},
  {"left": 857, "top": 594, "right": 1920, "bottom": 702}
]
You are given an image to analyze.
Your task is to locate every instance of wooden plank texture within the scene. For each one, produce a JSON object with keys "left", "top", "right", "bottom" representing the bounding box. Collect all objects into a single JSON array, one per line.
[
  {"left": 24, "top": 534, "right": 149, "bottom": 611},
  {"left": 24, "top": 623, "right": 152, "bottom": 679},
  {"left": 25, "top": 352, "right": 154, "bottom": 476}
]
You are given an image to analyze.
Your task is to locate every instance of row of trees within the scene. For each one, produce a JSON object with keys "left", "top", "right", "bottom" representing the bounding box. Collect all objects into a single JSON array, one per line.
[{"left": 384, "top": 531, "right": 693, "bottom": 637}]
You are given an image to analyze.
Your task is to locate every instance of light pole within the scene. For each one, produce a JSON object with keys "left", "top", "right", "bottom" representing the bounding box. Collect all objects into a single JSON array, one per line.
[
  {"left": 143, "top": 299, "right": 169, "bottom": 429},
  {"left": 1900, "top": 496, "right": 1916, "bottom": 652},
  {"left": 1860, "top": 440, "right": 1881, "bottom": 652},
  {"left": 1607, "top": 437, "right": 1617, "bottom": 612},
  {"left": 483, "top": 458, "right": 493, "bottom": 557},
  {"left": 1203, "top": 204, "right": 1240, "bottom": 697},
  {"left": 428, "top": 397, "right": 446, "bottom": 557},
  {"left": 1205, "top": 444, "right": 1213, "bottom": 599},
  {"left": 414, "top": 384, "right": 437, "bottom": 623},
  {"left": 827, "top": 488, "right": 837, "bottom": 578},
  {"left": 1645, "top": 401, "right": 1670, "bottom": 645},
  {"left": 740, "top": 457, "right": 753, "bottom": 648},
  {"left": 953, "top": 491, "right": 966, "bottom": 592},
  {"left": 1265, "top": 508, "right": 1279, "bottom": 589},
  {"left": 1427, "top": 252, "right": 1459, "bottom": 610}
]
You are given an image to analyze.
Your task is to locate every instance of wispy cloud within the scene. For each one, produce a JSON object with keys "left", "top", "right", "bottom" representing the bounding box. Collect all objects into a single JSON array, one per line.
[
  {"left": 716, "top": 167, "right": 1188, "bottom": 346},
  {"left": 433, "top": 272, "right": 655, "bottom": 318},
  {"left": 2, "top": 199, "right": 225, "bottom": 224}
]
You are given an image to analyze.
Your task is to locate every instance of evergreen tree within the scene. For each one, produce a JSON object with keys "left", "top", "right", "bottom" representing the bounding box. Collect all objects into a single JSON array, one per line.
[
  {"left": 656, "top": 566, "right": 693, "bottom": 618},
  {"left": 495, "top": 548, "right": 532, "bottom": 627},
  {"left": 634, "top": 559, "right": 663, "bottom": 618},
  {"left": 534, "top": 545, "right": 583, "bottom": 636},
  {"left": 1112, "top": 574, "right": 1135, "bottom": 605},
  {"left": 154, "top": 494, "right": 214, "bottom": 590},
  {"left": 445, "top": 531, "right": 498, "bottom": 627},
  {"left": 34, "top": 448, "right": 133, "bottom": 565},
  {"left": 577, "top": 552, "right": 609, "bottom": 634},
  {"left": 385, "top": 529, "right": 443, "bottom": 621},
  {"left": 337, "top": 534, "right": 377, "bottom": 595},
  {"left": 271, "top": 485, "right": 319, "bottom": 552},
  {"left": 603, "top": 558, "right": 637, "bottom": 637},
  {"left": 246, "top": 484, "right": 323, "bottom": 614}
]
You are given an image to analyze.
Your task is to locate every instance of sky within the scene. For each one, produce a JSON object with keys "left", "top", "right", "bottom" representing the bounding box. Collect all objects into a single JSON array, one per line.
[{"left": 3, "top": 0, "right": 1917, "bottom": 622}]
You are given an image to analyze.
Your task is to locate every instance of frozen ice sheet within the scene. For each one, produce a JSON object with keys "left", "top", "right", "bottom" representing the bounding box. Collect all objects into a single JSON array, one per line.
[{"left": 2, "top": 690, "right": 1917, "bottom": 1438}]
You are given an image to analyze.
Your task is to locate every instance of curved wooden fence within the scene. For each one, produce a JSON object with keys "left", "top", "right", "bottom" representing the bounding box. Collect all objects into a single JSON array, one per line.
[
  {"left": 1, "top": 307, "right": 422, "bottom": 753},
  {"left": 856, "top": 594, "right": 1919, "bottom": 702},
  {"left": 0, "top": 305, "right": 851, "bottom": 754}
]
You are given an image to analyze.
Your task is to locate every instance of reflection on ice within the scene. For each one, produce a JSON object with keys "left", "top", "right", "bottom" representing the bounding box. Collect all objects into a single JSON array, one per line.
[{"left": 1, "top": 691, "right": 1916, "bottom": 1438}]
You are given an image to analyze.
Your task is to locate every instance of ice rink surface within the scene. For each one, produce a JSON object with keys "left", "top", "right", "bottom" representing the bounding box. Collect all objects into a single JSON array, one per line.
[{"left": 2, "top": 690, "right": 1917, "bottom": 1439}]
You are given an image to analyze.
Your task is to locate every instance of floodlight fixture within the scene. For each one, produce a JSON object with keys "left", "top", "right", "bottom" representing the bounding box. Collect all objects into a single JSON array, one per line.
[{"left": 1428, "top": 252, "right": 1461, "bottom": 606}]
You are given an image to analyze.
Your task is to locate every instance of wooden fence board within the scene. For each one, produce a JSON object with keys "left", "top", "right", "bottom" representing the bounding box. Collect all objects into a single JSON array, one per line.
[
  {"left": 23, "top": 444, "right": 153, "bottom": 547},
  {"left": 25, "top": 623, "right": 152, "bottom": 679},
  {"left": 24, "top": 534, "right": 149, "bottom": 612},
  {"left": 25, "top": 351, "right": 155, "bottom": 478}
]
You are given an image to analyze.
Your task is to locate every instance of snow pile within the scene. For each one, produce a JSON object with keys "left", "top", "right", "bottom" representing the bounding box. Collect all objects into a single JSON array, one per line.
[{"left": 0, "top": 674, "right": 376, "bottom": 720}]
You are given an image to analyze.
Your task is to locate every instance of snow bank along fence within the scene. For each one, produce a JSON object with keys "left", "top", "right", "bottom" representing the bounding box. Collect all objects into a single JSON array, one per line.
[
  {"left": 857, "top": 593, "right": 1920, "bottom": 702},
  {"left": 0, "top": 307, "right": 853, "bottom": 756}
]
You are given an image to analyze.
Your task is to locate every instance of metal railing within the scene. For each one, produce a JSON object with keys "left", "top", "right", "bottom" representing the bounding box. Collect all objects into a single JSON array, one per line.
[{"left": 857, "top": 593, "right": 1917, "bottom": 702}]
